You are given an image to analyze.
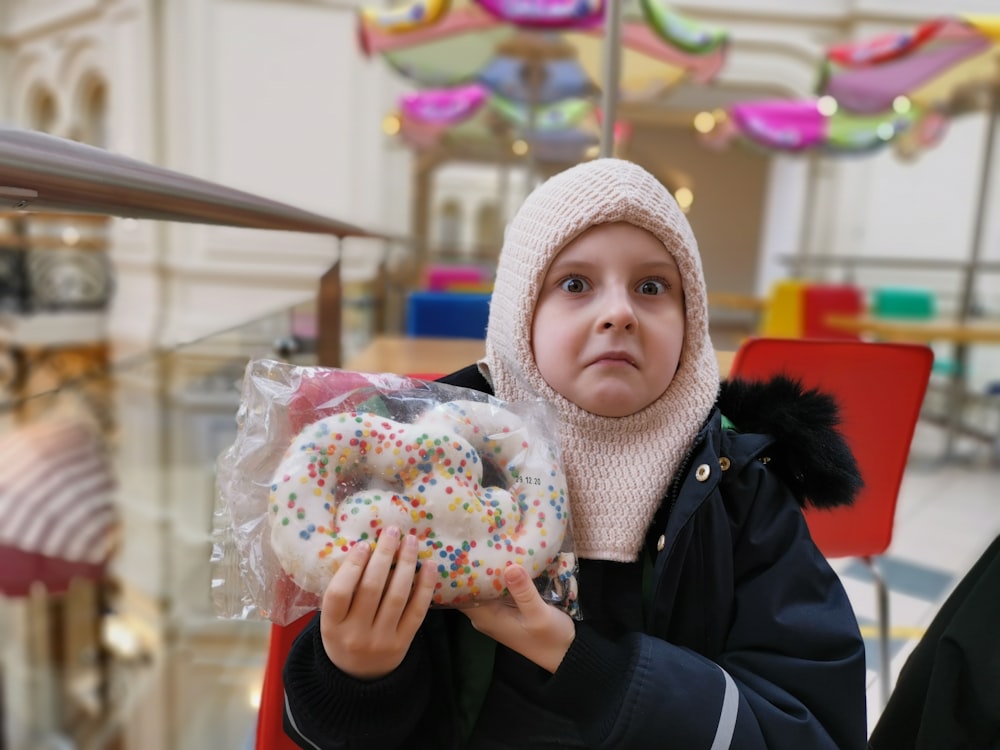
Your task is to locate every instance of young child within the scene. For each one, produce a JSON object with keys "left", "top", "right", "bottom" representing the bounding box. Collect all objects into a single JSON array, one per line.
[{"left": 281, "top": 158, "right": 868, "bottom": 748}]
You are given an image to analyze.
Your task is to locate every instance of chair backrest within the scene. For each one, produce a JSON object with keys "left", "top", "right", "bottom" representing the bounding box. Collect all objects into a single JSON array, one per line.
[
  {"left": 727, "top": 337, "right": 933, "bottom": 558},
  {"left": 872, "top": 286, "right": 936, "bottom": 319},
  {"left": 423, "top": 263, "right": 493, "bottom": 293},
  {"left": 802, "top": 282, "right": 866, "bottom": 340},
  {"left": 757, "top": 278, "right": 805, "bottom": 338}
]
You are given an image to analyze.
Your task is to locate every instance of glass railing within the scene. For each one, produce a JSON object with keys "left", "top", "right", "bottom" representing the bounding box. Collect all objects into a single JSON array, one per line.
[{"left": 0, "top": 297, "right": 370, "bottom": 749}]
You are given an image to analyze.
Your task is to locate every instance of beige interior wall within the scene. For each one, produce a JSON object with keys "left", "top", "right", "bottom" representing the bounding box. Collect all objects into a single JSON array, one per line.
[{"left": 626, "top": 121, "right": 770, "bottom": 297}]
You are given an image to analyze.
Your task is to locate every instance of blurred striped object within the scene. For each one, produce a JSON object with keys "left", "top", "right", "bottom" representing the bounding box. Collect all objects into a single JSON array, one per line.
[{"left": 0, "top": 418, "right": 118, "bottom": 596}]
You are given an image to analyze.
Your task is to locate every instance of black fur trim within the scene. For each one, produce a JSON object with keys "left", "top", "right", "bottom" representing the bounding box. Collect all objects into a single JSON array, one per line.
[{"left": 719, "top": 376, "right": 863, "bottom": 509}]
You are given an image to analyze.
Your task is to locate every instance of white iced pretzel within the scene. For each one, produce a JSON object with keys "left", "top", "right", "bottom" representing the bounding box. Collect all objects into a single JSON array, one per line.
[{"left": 268, "top": 400, "right": 569, "bottom": 605}]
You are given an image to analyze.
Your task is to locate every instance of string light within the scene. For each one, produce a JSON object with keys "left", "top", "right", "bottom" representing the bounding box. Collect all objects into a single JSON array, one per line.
[
  {"left": 61, "top": 226, "right": 81, "bottom": 246},
  {"left": 693, "top": 111, "right": 716, "bottom": 134},
  {"left": 381, "top": 114, "right": 401, "bottom": 136},
  {"left": 674, "top": 187, "right": 694, "bottom": 211},
  {"left": 817, "top": 96, "right": 838, "bottom": 116}
]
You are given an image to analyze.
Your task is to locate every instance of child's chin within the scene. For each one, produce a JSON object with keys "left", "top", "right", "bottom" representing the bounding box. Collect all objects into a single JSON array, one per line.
[{"left": 581, "top": 390, "right": 649, "bottom": 418}]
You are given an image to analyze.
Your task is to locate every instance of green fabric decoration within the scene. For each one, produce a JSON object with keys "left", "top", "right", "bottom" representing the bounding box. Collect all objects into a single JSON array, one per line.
[
  {"left": 451, "top": 614, "right": 496, "bottom": 742},
  {"left": 355, "top": 392, "right": 392, "bottom": 418}
]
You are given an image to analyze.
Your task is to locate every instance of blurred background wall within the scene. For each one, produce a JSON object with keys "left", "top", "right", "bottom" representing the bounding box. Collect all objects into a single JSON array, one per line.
[{"left": 2, "top": 0, "right": 1000, "bottom": 747}]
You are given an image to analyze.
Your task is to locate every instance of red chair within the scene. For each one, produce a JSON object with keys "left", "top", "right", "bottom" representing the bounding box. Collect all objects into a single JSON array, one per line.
[
  {"left": 727, "top": 337, "right": 933, "bottom": 707},
  {"left": 802, "top": 282, "right": 866, "bottom": 340},
  {"left": 255, "top": 614, "right": 313, "bottom": 750}
]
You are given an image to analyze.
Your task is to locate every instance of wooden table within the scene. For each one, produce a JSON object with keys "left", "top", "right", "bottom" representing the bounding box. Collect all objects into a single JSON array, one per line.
[
  {"left": 708, "top": 291, "right": 766, "bottom": 313},
  {"left": 346, "top": 335, "right": 735, "bottom": 380},
  {"left": 825, "top": 313, "right": 1000, "bottom": 457},
  {"left": 345, "top": 336, "right": 485, "bottom": 376},
  {"left": 716, "top": 349, "right": 735, "bottom": 377},
  {"left": 825, "top": 314, "right": 1000, "bottom": 345}
]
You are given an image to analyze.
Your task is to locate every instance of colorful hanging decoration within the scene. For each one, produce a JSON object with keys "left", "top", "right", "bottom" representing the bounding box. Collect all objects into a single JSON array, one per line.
[
  {"left": 488, "top": 95, "right": 594, "bottom": 129},
  {"left": 818, "top": 15, "right": 1000, "bottom": 116},
  {"left": 474, "top": 0, "right": 604, "bottom": 28},
  {"left": 358, "top": 0, "right": 728, "bottom": 158},
  {"left": 359, "top": 0, "right": 453, "bottom": 34},
  {"left": 824, "top": 17, "right": 950, "bottom": 67},
  {"left": 399, "top": 83, "right": 490, "bottom": 125},
  {"left": 638, "top": 0, "right": 727, "bottom": 55},
  {"left": 700, "top": 14, "right": 1000, "bottom": 160},
  {"left": 478, "top": 53, "right": 596, "bottom": 103},
  {"left": 718, "top": 98, "right": 923, "bottom": 154},
  {"left": 359, "top": 2, "right": 727, "bottom": 97}
]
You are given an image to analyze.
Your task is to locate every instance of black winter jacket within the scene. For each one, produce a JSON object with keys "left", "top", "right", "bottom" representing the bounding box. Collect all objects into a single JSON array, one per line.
[
  {"left": 868, "top": 533, "right": 1000, "bottom": 750},
  {"left": 282, "top": 368, "right": 868, "bottom": 749}
]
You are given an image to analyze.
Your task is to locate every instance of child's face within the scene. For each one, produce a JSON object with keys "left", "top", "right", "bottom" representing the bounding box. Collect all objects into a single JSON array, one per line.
[{"left": 531, "top": 222, "right": 685, "bottom": 417}]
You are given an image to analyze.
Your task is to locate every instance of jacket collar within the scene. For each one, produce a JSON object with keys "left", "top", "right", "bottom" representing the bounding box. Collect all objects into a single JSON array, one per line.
[{"left": 717, "top": 377, "right": 863, "bottom": 509}]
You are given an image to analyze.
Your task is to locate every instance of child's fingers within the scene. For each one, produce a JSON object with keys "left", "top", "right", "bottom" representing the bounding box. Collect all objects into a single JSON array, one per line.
[
  {"left": 351, "top": 526, "right": 403, "bottom": 621},
  {"left": 502, "top": 565, "right": 543, "bottom": 618},
  {"left": 375, "top": 533, "right": 422, "bottom": 627},
  {"left": 397, "top": 559, "right": 437, "bottom": 637},
  {"left": 321, "top": 542, "right": 371, "bottom": 623},
  {"left": 461, "top": 565, "right": 575, "bottom": 673}
]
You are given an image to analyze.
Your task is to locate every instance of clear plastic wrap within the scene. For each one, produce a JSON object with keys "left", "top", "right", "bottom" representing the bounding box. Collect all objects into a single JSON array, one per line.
[{"left": 213, "top": 359, "right": 579, "bottom": 625}]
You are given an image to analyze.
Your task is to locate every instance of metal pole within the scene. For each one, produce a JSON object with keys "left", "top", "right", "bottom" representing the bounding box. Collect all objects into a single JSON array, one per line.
[
  {"left": 793, "top": 153, "right": 820, "bottom": 279},
  {"left": 958, "top": 88, "right": 999, "bottom": 323},
  {"left": 599, "top": 0, "right": 623, "bottom": 157},
  {"left": 497, "top": 156, "right": 512, "bottom": 246},
  {"left": 521, "top": 46, "right": 544, "bottom": 191},
  {"left": 945, "top": 87, "right": 999, "bottom": 459}
]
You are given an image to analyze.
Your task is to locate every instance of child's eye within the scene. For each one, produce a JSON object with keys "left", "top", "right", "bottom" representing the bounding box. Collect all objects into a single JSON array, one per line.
[
  {"left": 559, "top": 277, "right": 590, "bottom": 293},
  {"left": 638, "top": 279, "right": 669, "bottom": 295}
]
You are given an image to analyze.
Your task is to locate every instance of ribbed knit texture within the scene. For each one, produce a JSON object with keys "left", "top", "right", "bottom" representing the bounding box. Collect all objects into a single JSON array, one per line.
[{"left": 481, "top": 159, "right": 719, "bottom": 562}]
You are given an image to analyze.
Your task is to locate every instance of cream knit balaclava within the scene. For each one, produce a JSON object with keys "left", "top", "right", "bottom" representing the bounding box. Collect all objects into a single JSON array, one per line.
[{"left": 481, "top": 158, "right": 720, "bottom": 562}]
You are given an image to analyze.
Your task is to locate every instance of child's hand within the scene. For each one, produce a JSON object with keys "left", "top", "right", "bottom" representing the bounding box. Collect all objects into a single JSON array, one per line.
[
  {"left": 319, "top": 527, "right": 436, "bottom": 680},
  {"left": 462, "top": 564, "right": 576, "bottom": 673}
]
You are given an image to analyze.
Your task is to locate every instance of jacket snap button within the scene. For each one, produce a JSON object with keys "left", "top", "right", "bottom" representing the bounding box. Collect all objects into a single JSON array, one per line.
[
  {"left": 696, "top": 463, "right": 711, "bottom": 481},
  {"left": 656, "top": 534, "right": 665, "bottom": 552},
  {"left": 719, "top": 457, "right": 731, "bottom": 471}
]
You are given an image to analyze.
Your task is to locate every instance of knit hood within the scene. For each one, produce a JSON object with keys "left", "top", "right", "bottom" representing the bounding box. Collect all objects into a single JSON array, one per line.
[{"left": 481, "top": 158, "right": 720, "bottom": 562}]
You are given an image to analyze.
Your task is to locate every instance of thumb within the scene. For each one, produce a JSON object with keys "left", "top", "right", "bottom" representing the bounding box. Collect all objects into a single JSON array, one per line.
[{"left": 503, "top": 565, "right": 540, "bottom": 609}]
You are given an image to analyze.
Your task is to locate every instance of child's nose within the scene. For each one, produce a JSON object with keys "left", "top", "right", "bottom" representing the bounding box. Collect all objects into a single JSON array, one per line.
[{"left": 600, "top": 292, "right": 637, "bottom": 331}]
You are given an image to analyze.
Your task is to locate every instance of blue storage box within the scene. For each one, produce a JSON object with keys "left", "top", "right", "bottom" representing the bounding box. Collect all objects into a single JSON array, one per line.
[{"left": 405, "top": 291, "right": 491, "bottom": 339}]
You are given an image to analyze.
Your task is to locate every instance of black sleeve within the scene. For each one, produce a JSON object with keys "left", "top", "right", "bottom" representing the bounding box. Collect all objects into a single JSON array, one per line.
[
  {"left": 436, "top": 364, "right": 493, "bottom": 394},
  {"left": 281, "top": 613, "right": 433, "bottom": 749}
]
